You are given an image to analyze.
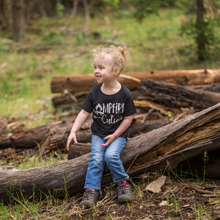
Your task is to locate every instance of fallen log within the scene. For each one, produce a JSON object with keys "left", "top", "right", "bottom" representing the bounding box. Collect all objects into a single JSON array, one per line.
[
  {"left": 68, "top": 143, "right": 91, "bottom": 159},
  {"left": 51, "top": 69, "right": 220, "bottom": 94},
  {"left": 0, "top": 115, "right": 166, "bottom": 151},
  {"left": 52, "top": 90, "right": 78, "bottom": 108},
  {"left": 1, "top": 103, "right": 220, "bottom": 202},
  {"left": 52, "top": 90, "right": 88, "bottom": 110},
  {"left": 67, "top": 119, "right": 167, "bottom": 159},
  {"left": 0, "top": 119, "right": 90, "bottom": 151},
  {"left": 0, "top": 120, "right": 69, "bottom": 150},
  {"left": 200, "top": 83, "right": 220, "bottom": 93},
  {"left": 138, "top": 79, "right": 220, "bottom": 109}
]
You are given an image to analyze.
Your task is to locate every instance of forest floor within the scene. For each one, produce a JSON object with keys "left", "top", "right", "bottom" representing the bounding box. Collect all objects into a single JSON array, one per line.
[
  {"left": 70, "top": 177, "right": 220, "bottom": 220},
  {"left": 3, "top": 165, "right": 220, "bottom": 219},
  {"left": 23, "top": 176, "right": 220, "bottom": 219}
]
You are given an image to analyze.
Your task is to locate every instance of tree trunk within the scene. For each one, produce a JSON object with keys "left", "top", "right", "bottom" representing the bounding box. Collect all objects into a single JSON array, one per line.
[
  {"left": 51, "top": 69, "right": 220, "bottom": 94},
  {"left": 138, "top": 79, "right": 220, "bottom": 109},
  {"left": 1, "top": 103, "right": 220, "bottom": 202},
  {"left": 1, "top": 0, "right": 13, "bottom": 32},
  {"left": 196, "top": 0, "right": 207, "bottom": 61},
  {"left": 12, "top": 0, "right": 25, "bottom": 42}
]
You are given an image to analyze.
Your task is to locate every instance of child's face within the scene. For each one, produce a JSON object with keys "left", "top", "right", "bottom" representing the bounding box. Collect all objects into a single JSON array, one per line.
[{"left": 93, "top": 53, "right": 115, "bottom": 84}]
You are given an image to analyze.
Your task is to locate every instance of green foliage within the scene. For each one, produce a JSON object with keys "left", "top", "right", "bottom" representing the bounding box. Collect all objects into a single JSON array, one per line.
[
  {"left": 129, "top": 0, "right": 162, "bottom": 21},
  {"left": 105, "top": 0, "right": 120, "bottom": 7},
  {"left": 56, "top": 0, "right": 65, "bottom": 18},
  {"left": 75, "top": 33, "right": 86, "bottom": 45},
  {"left": 202, "top": 151, "right": 209, "bottom": 183},
  {"left": 165, "top": 111, "right": 173, "bottom": 124},
  {"left": 179, "top": 0, "right": 220, "bottom": 60},
  {"left": 1, "top": 71, "right": 14, "bottom": 95},
  {"left": 90, "top": 0, "right": 120, "bottom": 8},
  {"left": 42, "top": 29, "right": 64, "bottom": 45},
  {"left": 89, "top": 0, "right": 120, "bottom": 16},
  {"left": 130, "top": 0, "right": 220, "bottom": 60}
]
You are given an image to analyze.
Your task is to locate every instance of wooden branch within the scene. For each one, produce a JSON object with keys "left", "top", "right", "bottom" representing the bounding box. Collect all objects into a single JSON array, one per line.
[
  {"left": 1, "top": 103, "right": 220, "bottom": 202},
  {"left": 60, "top": 0, "right": 79, "bottom": 31},
  {"left": 133, "top": 100, "right": 168, "bottom": 115}
]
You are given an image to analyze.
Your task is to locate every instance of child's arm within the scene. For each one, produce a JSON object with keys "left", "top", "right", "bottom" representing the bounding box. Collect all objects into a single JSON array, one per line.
[
  {"left": 66, "top": 109, "right": 90, "bottom": 150},
  {"left": 101, "top": 115, "right": 133, "bottom": 147}
]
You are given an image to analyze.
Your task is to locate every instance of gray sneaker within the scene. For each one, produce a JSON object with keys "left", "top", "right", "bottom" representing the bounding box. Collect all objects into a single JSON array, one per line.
[
  {"left": 80, "top": 188, "right": 99, "bottom": 208},
  {"left": 117, "top": 180, "right": 134, "bottom": 203}
]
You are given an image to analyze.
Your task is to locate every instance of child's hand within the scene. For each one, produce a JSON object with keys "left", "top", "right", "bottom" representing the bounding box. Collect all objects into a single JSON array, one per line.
[
  {"left": 66, "top": 132, "right": 77, "bottom": 150},
  {"left": 101, "top": 134, "right": 116, "bottom": 147}
]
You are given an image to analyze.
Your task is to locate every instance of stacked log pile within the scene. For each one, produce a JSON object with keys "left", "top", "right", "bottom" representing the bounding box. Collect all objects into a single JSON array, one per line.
[{"left": 1, "top": 69, "right": 220, "bottom": 202}]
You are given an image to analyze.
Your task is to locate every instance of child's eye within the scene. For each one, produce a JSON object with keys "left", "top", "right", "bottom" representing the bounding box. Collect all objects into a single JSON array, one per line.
[{"left": 100, "top": 66, "right": 103, "bottom": 69}]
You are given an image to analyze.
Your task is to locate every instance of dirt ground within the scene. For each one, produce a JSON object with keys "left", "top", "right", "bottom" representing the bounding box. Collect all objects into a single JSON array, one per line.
[{"left": 36, "top": 173, "right": 220, "bottom": 220}]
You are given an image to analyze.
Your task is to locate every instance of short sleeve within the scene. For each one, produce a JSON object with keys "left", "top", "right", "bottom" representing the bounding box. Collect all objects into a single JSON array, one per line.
[
  {"left": 124, "top": 96, "right": 137, "bottom": 116},
  {"left": 81, "top": 91, "right": 93, "bottom": 113}
]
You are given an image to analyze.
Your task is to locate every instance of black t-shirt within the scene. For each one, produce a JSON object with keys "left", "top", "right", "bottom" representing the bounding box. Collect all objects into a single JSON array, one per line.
[{"left": 81, "top": 83, "right": 137, "bottom": 138}]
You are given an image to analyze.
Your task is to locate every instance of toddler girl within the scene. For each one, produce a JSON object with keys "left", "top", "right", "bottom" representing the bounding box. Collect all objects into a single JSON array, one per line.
[{"left": 67, "top": 46, "right": 137, "bottom": 207}]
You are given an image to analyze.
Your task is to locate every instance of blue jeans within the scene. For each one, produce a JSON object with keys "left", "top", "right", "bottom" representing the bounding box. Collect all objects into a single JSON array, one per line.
[{"left": 84, "top": 135, "right": 129, "bottom": 190}]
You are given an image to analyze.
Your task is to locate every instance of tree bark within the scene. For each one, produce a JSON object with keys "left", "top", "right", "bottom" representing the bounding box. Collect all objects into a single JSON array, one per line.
[
  {"left": 138, "top": 79, "right": 220, "bottom": 109},
  {"left": 51, "top": 69, "right": 220, "bottom": 93},
  {"left": 68, "top": 143, "right": 91, "bottom": 159},
  {"left": 0, "top": 120, "right": 75, "bottom": 150},
  {"left": 67, "top": 119, "right": 167, "bottom": 159},
  {"left": 197, "top": 83, "right": 220, "bottom": 93},
  {"left": 0, "top": 0, "right": 13, "bottom": 32},
  {"left": 12, "top": 0, "right": 25, "bottom": 42},
  {"left": 196, "top": 0, "right": 207, "bottom": 61},
  {"left": 1, "top": 103, "right": 220, "bottom": 202}
]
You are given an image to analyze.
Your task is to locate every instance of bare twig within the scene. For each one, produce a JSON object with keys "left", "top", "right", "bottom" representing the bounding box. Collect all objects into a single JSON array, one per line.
[
  {"left": 126, "top": 154, "right": 138, "bottom": 173},
  {"left": 82, "top": 0, "right": 90, "bottom": 29},
  {"left": 173, "top": 112, "right": 187, "bottom": 122},
  {"left": 60, "top": 0, "right": 79, "bottom": 31},
  {"left": 120, "top": 74, "right": 141, "bottom": 83}
]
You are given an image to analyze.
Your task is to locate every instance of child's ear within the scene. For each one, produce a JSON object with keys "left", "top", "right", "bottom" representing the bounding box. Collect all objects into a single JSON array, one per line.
[{"left": 114, "top": 67, "right": 120, "bottom": 75}]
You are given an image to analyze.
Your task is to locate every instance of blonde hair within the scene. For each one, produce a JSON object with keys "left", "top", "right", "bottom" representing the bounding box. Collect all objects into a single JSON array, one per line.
[{"left": 93, "top": 45, "right": 129, "bottom": 74}]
